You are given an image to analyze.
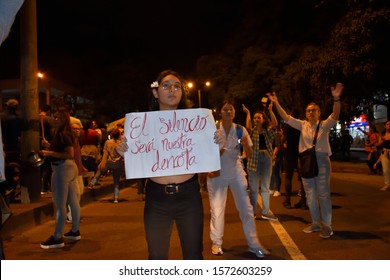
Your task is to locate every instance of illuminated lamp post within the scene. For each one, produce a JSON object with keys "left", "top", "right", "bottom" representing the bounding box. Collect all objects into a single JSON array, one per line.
[
  {"left": 37, "top": 72, "right": 51, "bottom": 105},
  {"left": 187, "top": 81, "right": 211, "bottom": 108}
]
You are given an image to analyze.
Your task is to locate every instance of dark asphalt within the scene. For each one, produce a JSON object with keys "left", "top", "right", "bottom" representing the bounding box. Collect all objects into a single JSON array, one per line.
[{"left": 2, "top": 153, "right": 390, "bottom": 260}]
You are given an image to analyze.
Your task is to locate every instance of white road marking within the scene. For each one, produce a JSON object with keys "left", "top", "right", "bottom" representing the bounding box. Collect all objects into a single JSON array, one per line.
[{"left": 258, "top": 194, "right": 307, "bottom": 260}]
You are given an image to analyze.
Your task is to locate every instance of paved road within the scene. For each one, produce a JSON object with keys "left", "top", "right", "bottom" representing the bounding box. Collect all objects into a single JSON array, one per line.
[{"left": 2, "top": 168, "right": 390, "bottom": 260}]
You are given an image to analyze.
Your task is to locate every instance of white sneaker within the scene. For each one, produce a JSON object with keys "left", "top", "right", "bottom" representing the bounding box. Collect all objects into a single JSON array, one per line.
[
  {"left": 90, "top": 178, "right": 97, "bottom": 185},
  {"left": 211, "top": 244, "right": 223, "bottom": 255},
  {"left": 269, "top": 190, "right": 274, "bottom": 195},
  {"left": 273, "top": 191, "right": 281, "bottom": 197}
]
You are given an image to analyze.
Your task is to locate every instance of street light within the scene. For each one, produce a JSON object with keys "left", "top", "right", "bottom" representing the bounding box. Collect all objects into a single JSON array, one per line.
[
  {"left": 37, "top": 71, "right": 51, "bottom": 105},
  {"left": 187, "top": 81, "right": 211, "bottom": 108}
]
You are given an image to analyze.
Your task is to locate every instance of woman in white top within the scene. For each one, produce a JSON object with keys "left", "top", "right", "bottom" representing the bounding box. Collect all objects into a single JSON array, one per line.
[
  {"left": 267, "top": 83, "right": 344, "bottom": 239},
  {"left": 207, "top": 101, "right": 270, "bottom": 258}
]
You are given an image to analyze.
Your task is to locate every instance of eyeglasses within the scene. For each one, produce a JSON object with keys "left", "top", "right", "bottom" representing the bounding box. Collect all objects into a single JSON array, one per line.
[
  {"left": 306, "top": 109, "right": 318, "bottom": 113},
  {"left": 160, "top": 82, "right": 182, "bottom": 92}
]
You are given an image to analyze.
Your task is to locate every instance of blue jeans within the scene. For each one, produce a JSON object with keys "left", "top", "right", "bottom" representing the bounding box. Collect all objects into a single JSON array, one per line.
[
  {"left": 248, "top": 151, "right": 273, "bottom": 215},
  {"left": 301, "top": 152, "right": 332, "bottom": 226},
  {"left": 144, "top": 176, "right": 203, "bottom": 259},
  {"left": 51, "top": 160, "right": 80, "bottom": 239}
]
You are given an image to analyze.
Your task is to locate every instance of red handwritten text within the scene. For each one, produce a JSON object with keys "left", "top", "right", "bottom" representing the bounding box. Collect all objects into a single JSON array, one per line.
[
  {"left": 161, "top": 132, "right": 194, "bottom": 151},
  {"left": 130, "top": 139, "right": 156, "bottom": 155},
  {"left": 151, "top": 148, "right": 196, "bottom": 171},
  {"left": 128, "top": 113, "right": 148, "bottom": 139},
  {"left": 159, "top": 111, "right": 208, "bottom": 135}
]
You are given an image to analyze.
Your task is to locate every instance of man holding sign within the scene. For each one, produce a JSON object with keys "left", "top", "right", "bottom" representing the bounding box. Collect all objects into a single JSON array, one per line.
[{"left": 116, "top": 70, "right": 224, "bottom": 260}]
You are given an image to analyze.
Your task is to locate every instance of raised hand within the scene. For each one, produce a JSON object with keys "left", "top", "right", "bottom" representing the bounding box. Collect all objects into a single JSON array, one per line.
[
  {"left": 331, "top": 83, "right": 344, "bottom": 99},
  {"left": 242, "top": 104, "right": 250, "bottom": 115},
  {"left": 266, "top": 92, "right": 278, "bottom": 103}
]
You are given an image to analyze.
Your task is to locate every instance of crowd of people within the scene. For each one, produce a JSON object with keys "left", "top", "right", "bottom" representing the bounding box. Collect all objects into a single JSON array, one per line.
[
  {"left": 0, "top": 98, "right": 130, "bottom": 249},
  {"left": 114, "top": 70, "right": 347, "bottom": 259},
  {"left": 2, "top": 69, "right": 389, "bottom": 259},
  {"left": 35, "top": 104, "right": 130, "bottom": 249}
]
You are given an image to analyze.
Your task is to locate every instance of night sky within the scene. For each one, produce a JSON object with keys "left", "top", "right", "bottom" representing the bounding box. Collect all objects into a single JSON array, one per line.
[{"left": 0, "top": 0, "right": 243, "bottom": 84}]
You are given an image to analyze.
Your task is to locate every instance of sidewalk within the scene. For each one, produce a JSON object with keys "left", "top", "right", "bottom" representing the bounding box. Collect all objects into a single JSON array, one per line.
[
  {"left": 1, "top": 176, "right": 137, "bottom": 239},
  {"left": 331, "top": 149, "right": 368, "bottom": 174},
  {"left": 0, "top": 152, "right": 375, "bottom": 239},
  {"left": 331, "top": 159, "right": 368, "bottom": 174}
]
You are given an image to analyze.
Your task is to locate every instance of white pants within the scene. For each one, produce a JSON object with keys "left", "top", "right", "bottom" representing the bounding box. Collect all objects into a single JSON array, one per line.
[{"left": 207, "top": 171, "right": 262, "bottom": 251}]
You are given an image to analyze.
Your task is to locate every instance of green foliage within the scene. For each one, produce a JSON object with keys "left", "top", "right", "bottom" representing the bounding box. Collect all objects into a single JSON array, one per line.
[{"left": 197, "top": 0, "right": 390, "bottom": 122}]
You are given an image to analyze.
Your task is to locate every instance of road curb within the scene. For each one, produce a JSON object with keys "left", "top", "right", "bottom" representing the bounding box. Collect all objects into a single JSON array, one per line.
[{"left": 1, "top": 179, "right": 130, "bottom": 239}]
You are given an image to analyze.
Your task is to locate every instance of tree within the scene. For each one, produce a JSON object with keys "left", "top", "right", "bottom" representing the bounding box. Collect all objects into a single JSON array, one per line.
[
  {"left": 197, "top": 0, "right": 390, "bottom": 123},
  {"left": 277, "top": 2, "right": 390, "bottom": 121}
]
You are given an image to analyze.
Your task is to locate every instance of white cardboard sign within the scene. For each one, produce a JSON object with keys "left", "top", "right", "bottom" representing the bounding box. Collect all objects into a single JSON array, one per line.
[{"left": 123, "top": 108, "right": 221, "bottom": 179}]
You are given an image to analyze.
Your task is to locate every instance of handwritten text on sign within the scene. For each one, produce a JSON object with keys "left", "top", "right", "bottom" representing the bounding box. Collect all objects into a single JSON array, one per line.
[{"left": 123, "top": 109, "right": 221, "bottom": 179}]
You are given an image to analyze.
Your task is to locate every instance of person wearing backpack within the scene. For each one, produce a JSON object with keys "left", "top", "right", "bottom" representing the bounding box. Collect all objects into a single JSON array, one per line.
[{"left": 207, "top": 101, "right": 270, "bottom": 259}]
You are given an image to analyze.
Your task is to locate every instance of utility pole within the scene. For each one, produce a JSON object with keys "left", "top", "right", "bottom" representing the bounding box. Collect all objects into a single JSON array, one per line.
[{"left": 19, "top": 0, "right": 40, "bottom": 203}]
